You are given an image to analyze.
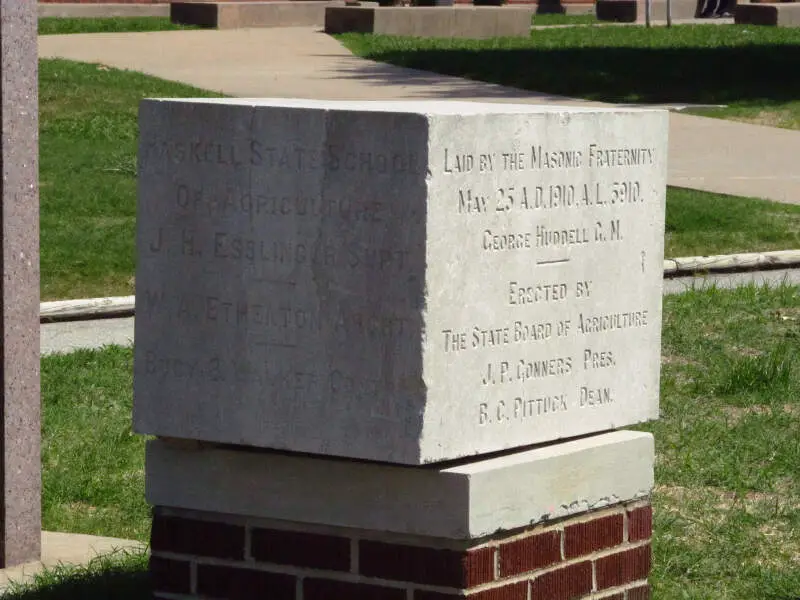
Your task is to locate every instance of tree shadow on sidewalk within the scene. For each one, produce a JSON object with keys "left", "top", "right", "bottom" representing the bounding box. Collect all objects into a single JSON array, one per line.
[{"left": 336, "top": 37, "right": 800, "bottom": 107}]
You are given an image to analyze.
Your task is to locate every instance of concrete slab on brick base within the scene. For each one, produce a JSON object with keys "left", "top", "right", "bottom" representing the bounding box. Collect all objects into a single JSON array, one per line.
[
  {"left": 735, "top": 2, "right": 800, "bottom": 25},
  {"left": 172, "top": 1, "right": 344, "bottom": 28},
  {"left": 596, "top": 0, "right": 701, "bottom": 21},
  {"left": 0, "top": 531, "right": 145, "bottom": 592},
  {"left": 325, "top": 6, "right": 535, "bottom": 37},
  {"left": 38, "top": 3, "right": 170, "bottom": 19},
  {"left": 146, "top": 430, "right": 654, "bottom": 540}
]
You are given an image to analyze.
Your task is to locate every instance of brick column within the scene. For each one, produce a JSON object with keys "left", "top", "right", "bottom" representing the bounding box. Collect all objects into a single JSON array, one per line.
[
  {"left": 151, "top": 504, "right": 652, "bottom": 600},
  {"left": 151, "top": 500, "right": 652, "bottom": 600}
]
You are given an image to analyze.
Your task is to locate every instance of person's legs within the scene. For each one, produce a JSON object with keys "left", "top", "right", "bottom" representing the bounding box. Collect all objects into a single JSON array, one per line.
[
  {"left": 714, "top": 0, "right": 734, "bottom": 17},
  {"left": 699, "top": 0, "right": 718, "bottom": 17}
]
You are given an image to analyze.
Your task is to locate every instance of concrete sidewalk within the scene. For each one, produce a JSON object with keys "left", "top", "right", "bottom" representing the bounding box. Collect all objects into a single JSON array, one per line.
[
  {"left": 42, "top": 317, "right": 134, "bottom": 356},
  {"left": 38, "top": 27, "right": 800, "bottom": 204}
]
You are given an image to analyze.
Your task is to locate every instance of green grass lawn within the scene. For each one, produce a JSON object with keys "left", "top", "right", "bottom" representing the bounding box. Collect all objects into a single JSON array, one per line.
[
  {"left": 338, "top": 25, "right": 800, "bottom": 130},
  {"left": 665, "top": 187, "right": 800, "bottom": 257},
  {"left": 646, "top": 284, "right": 800, "bottom": 599},
  {"left": 15, "top": 283, "right": 800, "bottom": 598},
  {"left": 41, "top": 346, "right": 147, "bottom": 542},
  {"left": 4, "top": 551, "right": 149, "bottom": 600},
  {"left": 40, "top": 59, "right": 220, "bottom": 301},
  {"left": 38, "top": 17, "right": 195, "bottom": 36}
]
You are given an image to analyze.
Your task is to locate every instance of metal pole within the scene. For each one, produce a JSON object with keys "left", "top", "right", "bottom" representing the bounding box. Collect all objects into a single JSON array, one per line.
[
  {"left": 645, "top": 0, "right": 652, "bottom": 26},
  {"left": 666, "top": 0, "right": 672, "bottom": 26}
]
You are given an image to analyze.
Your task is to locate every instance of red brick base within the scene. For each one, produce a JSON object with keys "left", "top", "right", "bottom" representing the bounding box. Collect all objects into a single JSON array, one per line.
[{"left": 150, "top": 500, "right": 652, "bottom": 599}]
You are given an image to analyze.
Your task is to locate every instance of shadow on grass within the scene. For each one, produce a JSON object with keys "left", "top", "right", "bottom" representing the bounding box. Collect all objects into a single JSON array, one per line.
[
  {"left": 338, "top": 37, "right": 800, "bottom": 106},
  {"left": 3, "top": 553, "right": 150, "bottom": 600}
]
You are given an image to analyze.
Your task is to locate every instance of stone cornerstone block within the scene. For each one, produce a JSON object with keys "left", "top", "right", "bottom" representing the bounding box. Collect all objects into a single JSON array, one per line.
[
  {"left": 596, "top": 0, "right": 701, "bottom": 22},
  {"left": 135, "top": 99, "right": 668, "bottom": 464},
  {"left": 735, "top": 2, "right": 800, "bottom": 26},
  {"left": 324, "top": 6, "right": 536, "bottom": 39},
  {"left": 146, "top": 431, "right": 655, "bottom": 539},
  {"left": 171, "top": 1, "right": 341, "bottom": 30}
]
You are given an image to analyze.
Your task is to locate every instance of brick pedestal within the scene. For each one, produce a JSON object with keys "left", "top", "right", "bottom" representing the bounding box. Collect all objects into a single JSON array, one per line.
[
  {"left": 151, "top": 502, "right": 652, "bottom": 600},
  {"left": 145, "top": 431, "right": 654, "bottom": 600}
]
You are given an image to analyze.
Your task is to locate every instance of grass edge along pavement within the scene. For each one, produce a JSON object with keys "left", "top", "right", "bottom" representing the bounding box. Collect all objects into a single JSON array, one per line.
[
  {"left": 38, "top": 18, "right": 196, "bottom": 36},
  {"left": 2, "top": 549, "right": 150, "bottom": 600},
  {"left": 338, "top": 25, "right": 800, "bottom": 131},
  {"left": 25, "top": 283, "right": 800, "bottom": 599}
]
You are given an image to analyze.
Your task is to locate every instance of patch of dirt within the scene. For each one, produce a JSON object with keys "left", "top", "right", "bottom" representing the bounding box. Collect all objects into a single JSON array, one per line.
[
  {"left": 771, "top": 307, "right": 800, "bottom": 322},
  {"left": 656, "top": 483, "right": 800, "bottom": 521},
  {"left": 656, "top": 484, "right": 800, "bottom": 567},
  {"left": 65, "top": 501, "right": 98, "bottom": 514},
  {"left": 661, "top": 354, "right": 697, "bottom": 367},
  {"left": 720, "top": 404, "right": 800, "bottom": 426},
  {"left": 730, "top": 346, "right": 762, "bottom": 358},
  {"left": 729, "top": 110, "right": 792, "bottom": 129}
]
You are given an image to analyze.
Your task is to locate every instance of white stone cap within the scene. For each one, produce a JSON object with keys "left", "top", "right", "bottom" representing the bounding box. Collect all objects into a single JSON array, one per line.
[
  {"left": 146, "top": 430, "right": 654, "bottom": 540},
  {"left": 143, "top": 97, "right": 666, "bottom": 115}
]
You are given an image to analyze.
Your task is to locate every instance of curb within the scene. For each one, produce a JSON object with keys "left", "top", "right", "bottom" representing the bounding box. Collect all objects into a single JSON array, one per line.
[
  {"left": 41, "top": 296, "right": 135, "bottom": 322},
  {"left": 40, "top": 250, "right": 800, "bottom": 323},
  {"left": 663, "top": 249, "right": 800, "bottom": 277}
]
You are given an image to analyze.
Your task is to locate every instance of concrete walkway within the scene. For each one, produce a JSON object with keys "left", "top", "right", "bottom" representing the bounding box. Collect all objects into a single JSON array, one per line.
[
  {"left": 38, "top": 27, "right": 800, "bottom": 204},
  {"left": 41, "top": 317, "right": 134, "bottom": 356}
]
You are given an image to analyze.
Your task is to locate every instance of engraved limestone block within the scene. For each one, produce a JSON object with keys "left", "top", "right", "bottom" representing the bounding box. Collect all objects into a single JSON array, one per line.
[{"left": 134, "top": 99, "right": 668, "bottom": 465}]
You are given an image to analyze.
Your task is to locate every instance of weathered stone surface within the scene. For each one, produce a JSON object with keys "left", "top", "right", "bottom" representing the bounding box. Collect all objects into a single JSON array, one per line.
[
  {"left": 735, "top": 2, "right": 800, "bottom": 25},
  {"left": 38, "top": 4, "right": 169, "bottom": 18},
  {"left": 172, "top": 1, "right": 343, "bottom": 29},
  {"left": 324, "top": 6, "right": 535, "bottom": 38},
  {"left": 134, "top": 99, "right": 667, "bottom": 464},
  {"left": 596, "top": 0, "right": 701, "bottom": 21},
  {"left": 0, "top": 0, "right": 41, "bottom": 567},
  {"left": 146, "top": 431, "right": 655, "bottom": 539}
]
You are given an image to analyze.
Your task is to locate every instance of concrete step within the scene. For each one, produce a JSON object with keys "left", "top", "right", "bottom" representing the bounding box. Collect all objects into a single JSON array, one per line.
[
  {"left": 39, "top": 3, "right": 170, "bottom": 19},
  {"left": 172, "top": 0, "right": 345, "bottom": 28},
  {"left": 736, "top": 1, "right": 800, "bottom": 25},
  {"left": 596, "top": 0, "right": 702, "bottom": 21}
]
